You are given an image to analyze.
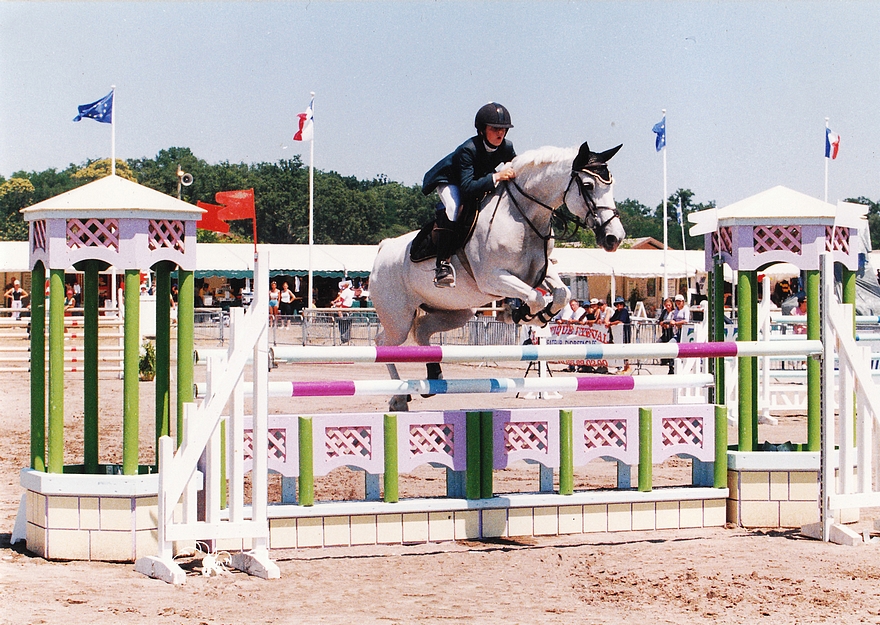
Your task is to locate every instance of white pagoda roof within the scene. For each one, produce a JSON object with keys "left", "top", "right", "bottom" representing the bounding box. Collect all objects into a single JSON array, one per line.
[
  {"left": 21, "top": 174, "right": 203, "bottom": 221},
  {"left": 688, "top": 185, "right": 868, "bottom": 236}
]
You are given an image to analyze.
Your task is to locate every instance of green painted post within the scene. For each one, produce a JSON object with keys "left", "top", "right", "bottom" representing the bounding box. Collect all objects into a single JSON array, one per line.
[
  {"left": 384, "top": 414, "right": 399, "bottom": 503},
  {"left": 176, "top": 270, "right": 194, "bottom": 444},
  {"left": 122, "top": 270, "right": 140, "bottom": 475},
  {"left": 480, "top": 411, "right": 494, "bottom": 499},
  {"left": 465, "top": 411, "right": 481, "bottom": 500},
  {"left": 83, "top": 261, "right": 99, "bottom": 473},
  {"left": 842, "top": 266, "right": 857, "bottom": 447},
  {"left": 736, "top": 270, "right": 756, "bottom": 451},
  {"left": 638, "top": 407, "right": 652, "bottom": 492},
  {"left": 298, "top": 416, "right": 314, "bottom": 506},
  {"left": 714, "top": 405, "right": 728, "bottom": 489},
  {"left": 47, "top": 269, "right": 65, "bottom": 474},
  {"left": 806, "top": 269, "right": 821, "bottom": 451},
  {"left": 711, "top": 256, "right": 726, "bottom": 404},
  {"left": 559, "top": 409, "right": 573, "bottom": 495},
  {"left": 30, "top": 263, "right": 46, "bottom": 472},
  {"left": 154, "top": 263, "right": 172, "bottom": 456}
]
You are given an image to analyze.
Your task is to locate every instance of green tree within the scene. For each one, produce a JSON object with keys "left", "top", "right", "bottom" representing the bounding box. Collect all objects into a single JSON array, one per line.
[
  {"left": 654, "top": 188, "right": 710, "bottom": 250},
  {"left": 0, "top": 177, "right": 34, "bottom": 240},
  {"left": 73, "top": 159, "right": 137, "bottom": 182}
]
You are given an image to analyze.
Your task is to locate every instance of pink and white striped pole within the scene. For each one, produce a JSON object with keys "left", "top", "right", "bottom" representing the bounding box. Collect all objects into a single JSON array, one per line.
[{"left": 268, "top": 340, "right": 822, "bottom": 365}]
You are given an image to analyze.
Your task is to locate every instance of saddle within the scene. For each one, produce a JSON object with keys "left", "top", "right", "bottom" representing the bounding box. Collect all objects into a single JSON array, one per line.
[{"left": 409, "top": 204, "right": 480, "bottom": 264}]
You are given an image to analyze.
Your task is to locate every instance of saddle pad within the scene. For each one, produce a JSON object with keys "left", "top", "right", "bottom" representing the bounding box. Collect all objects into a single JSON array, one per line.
[{"left": 409, "top": 204, "right": 480, "bottom": 264}]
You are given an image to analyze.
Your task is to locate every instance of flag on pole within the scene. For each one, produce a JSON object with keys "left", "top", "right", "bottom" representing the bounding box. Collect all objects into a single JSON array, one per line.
[
  {"left": 676, "top": 197, "right": 683, "bottom": 223},
  {"left": 215, "top": 189, "right": 256, "bottom": 221},
  {"left": 73, "top": 90, "right": 114, "bottom": 123},
  {"left": 825, "top": 126, "right": 840, "bottom": 159},
  {"left": 293, "top": 97, "right": 314, "bottom": 142},
  {"left": 652, "top": 116, "right": 666, "bottom": 151},
  {"left": 195, "top": 201, "right": 231, "bottom": 234}
]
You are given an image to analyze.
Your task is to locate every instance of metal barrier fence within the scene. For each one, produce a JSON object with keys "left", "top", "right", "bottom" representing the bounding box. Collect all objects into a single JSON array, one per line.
[
  {"left": 193, "top": 307, "right": 674, "bottom": 351},
  {"left": 193, "top": 308, "right": 229, "bottom": 344}
]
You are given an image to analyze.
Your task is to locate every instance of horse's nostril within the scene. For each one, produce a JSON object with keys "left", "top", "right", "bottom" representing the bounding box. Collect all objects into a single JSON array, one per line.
[{"left": 603, "top": 235, "right": 619, "bottom": 251}]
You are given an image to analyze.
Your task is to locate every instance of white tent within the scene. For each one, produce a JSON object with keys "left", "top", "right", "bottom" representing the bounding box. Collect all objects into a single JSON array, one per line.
[
  {"left": 194, "top": 243, "right": 379, "bottom": 279},
  {"left": 0, "top": 241, "right": 707, "bottom": 280}
]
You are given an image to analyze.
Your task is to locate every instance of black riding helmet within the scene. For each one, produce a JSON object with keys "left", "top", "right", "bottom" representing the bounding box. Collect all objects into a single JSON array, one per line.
[{"left": 475, "top": 102, "right": 514, "bottom": 134}]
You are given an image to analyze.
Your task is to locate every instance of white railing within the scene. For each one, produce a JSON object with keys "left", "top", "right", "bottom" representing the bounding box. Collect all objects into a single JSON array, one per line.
[
  {"left": 136, "top": 254, "right": 279, "bottom": 584},
  {"left": 820, "top": 254, "right": 880, "bottom": 540}
]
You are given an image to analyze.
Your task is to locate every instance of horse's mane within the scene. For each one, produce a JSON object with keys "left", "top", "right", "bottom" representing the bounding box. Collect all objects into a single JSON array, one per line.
[{"left": 510, "top": 146, "right": 577, "bottom": 177}]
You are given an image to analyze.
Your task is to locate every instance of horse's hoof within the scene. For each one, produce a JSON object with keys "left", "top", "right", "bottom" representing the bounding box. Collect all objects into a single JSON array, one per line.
[
  {"left": 422, "top": 362, "right": 442, "bottom": 397},
  {"left": 388, "top": 394, "right": 411, "bottom": 412}
]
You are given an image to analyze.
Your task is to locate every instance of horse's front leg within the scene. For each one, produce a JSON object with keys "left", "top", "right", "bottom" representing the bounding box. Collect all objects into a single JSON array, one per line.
[
  {"left": 488, "top": 272, "right": 559, "bottom": 326},
  {"left": 541, "top": 263, "right": 571, "bottom": 320}
]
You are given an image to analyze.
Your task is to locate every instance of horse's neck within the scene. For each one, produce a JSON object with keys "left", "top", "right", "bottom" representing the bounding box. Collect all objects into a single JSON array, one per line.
[{"left": 504, "top": 159, "right": 571, "bottom": 230}]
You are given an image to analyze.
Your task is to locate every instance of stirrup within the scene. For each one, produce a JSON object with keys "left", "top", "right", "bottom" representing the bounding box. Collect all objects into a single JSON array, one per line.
[{"left": 434, "top": 261, "right": 456, "bottom": 288}]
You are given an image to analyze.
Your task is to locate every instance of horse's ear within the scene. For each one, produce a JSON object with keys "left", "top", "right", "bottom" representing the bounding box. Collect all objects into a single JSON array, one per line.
[
  {"left": 572, "top": 141, "right": 592, "bottom": 171},
  {"left": 596, "top": 144, "right": 623, "bottom": 163}
]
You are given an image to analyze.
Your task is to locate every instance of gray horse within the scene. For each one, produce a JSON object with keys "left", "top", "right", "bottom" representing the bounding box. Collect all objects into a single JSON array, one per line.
[{"left": 370, "top": 141, "right": 625, "bottom": 408}]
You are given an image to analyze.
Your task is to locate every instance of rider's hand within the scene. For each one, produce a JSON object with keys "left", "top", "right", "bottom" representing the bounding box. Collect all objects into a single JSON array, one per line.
[{"left": 493, "top": 168, "right": 516, "bottom": 184}]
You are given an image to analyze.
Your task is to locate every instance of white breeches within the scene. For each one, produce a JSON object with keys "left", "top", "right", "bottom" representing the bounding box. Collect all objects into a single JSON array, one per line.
[{"left": 435, "top": 183, "right": 461, "bottom": 222}]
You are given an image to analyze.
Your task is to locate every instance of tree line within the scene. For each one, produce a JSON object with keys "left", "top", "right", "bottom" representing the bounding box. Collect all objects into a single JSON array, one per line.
[{"left": 1, "top": 147, "right": 877, "bottom": 251}]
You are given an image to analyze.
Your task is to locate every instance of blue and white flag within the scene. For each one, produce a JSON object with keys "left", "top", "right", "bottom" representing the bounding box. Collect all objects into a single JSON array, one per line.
[
  {"left": 73, "top": 90, "right": 113, "bottom": 123},
  {"left": 652, "top": 116, "right": 666, "bottom": 152},
  {"left": 676, "top": 197, "right": 683, "bottom": 223}
]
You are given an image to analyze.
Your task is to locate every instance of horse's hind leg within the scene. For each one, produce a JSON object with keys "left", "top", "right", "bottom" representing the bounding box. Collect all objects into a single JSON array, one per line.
[
  {"left": 386, "top": 363, "right": 410, "bottom": 412},
  {"left": 413, "top": 309, "right": 475, "bottom": 385}
]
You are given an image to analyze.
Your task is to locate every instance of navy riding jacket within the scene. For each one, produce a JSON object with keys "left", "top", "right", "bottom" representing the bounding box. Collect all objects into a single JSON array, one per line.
[{"left": 422, "top": 136, "right": 516, "bottom": 211}]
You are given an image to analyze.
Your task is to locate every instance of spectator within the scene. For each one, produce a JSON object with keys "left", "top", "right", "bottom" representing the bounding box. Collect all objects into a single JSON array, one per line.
[
  {"left": 268, "top": 281, "right": 280, "bottom": 327},
  {"left": 279, "top": 281, "right": 295, "bottom": 327},
  {"left": 671, "top": 293, "right": 690, "bottom": 342},
  {"left": 331, "top": 280, "right": 355, "bottom": 343},
  {"left": 4, "top": 279, "right": 28, "bottom": 320},
  {"left": 561, "top": 299, "right": 585, "bottom": 324},
  {"left": 657, "top": 297, "right": 676, "bottom": 374},
  {"left": 607, "top": 296, "right": 632, "bottom": 373},
  {"left": 771, "top": 279, "right": 792, "bottom": 308},
  {"left": 793, "top": 292, "right": 808, "bottom": 335},
  {"left": 582, "top": 299, "right": 600, "bottom": 326},
  {"left": 607, "top": 296, "right": 632, "bottom": 344}
]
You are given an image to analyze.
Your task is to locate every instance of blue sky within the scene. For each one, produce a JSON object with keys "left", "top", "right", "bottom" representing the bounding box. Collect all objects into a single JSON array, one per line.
[{"left": 1, "top": 1, "right": 877, "bottom": 210}]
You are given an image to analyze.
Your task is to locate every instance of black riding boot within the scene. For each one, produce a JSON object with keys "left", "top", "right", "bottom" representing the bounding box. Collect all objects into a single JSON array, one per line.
[{"left": 432, "top": 213, "right": 456, "bottom": 288}]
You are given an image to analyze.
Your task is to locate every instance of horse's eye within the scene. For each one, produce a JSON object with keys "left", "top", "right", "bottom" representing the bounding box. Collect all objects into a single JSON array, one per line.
[{"left": 584, "top": 179, "right": 594, "bottom": 191}]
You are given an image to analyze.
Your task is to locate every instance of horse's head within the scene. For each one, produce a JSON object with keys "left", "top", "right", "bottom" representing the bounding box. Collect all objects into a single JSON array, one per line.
[{"left": 570, "top": 141, "right": 625, "bottom": 252}]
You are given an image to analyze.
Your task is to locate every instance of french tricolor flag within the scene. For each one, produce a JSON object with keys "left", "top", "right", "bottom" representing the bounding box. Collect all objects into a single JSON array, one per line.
[
  {"left": 825, "top": 126, "right": 840, "bottom": 159},
  {"left": 293, "top": 96, "right": 314, "bottom": 142}
]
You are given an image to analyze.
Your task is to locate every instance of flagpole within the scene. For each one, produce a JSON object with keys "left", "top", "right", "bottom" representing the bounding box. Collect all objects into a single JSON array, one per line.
[
  {"left": 662, "top": 109, "right": 668, "bottom": 300},
  {"left": 110, "top": 85, "right": 116, "bottom": 176},
  {"left": 679, "top": 196, "right": 689, "bottom": 297},
  {"left": 824, "top": 117, "right": 829, "bottom": 203},
  {"left": 307, "top": 92, "right": 315, "bottom": 310}
]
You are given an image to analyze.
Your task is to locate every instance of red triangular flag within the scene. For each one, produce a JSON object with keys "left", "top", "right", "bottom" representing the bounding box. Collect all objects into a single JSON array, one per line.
[
  {"left": 215, "top": 188, "right": 255, "bottom": 221},
  {"left": 196, "top": 201, "right": 231, "bottom": 233}
]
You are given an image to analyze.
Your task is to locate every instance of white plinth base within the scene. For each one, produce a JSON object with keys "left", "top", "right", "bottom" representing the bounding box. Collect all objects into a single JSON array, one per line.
[{"left": 134, "top": 556, "right": 187, "bottom": 585}]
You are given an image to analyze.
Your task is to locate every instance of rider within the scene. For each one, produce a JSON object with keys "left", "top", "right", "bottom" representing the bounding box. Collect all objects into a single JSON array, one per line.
[{"left": 422, "top": 102, "right": 517, "bottom": 287}]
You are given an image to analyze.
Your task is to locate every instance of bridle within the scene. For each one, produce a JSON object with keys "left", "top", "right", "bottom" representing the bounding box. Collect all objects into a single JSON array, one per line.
[
  {"left": 494, "top": 164, "right": 617, "bottom": 296},
  {"left": 503, "top": 166, "right": 620, "bottom": 245}
]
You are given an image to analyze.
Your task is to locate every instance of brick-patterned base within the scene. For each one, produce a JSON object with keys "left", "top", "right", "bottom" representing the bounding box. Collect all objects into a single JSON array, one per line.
[
  {"left": 20, "top": 469, "right": 160, "bottom": 562},
  {"left": 265, "top": 489, "right": 728, "bottom": 550},
  {"left": 20, "top": 468, "right": 729, "bottom": 561},
  {"left": 726, "top": 452, "right": 820, "bottom": 528}
]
